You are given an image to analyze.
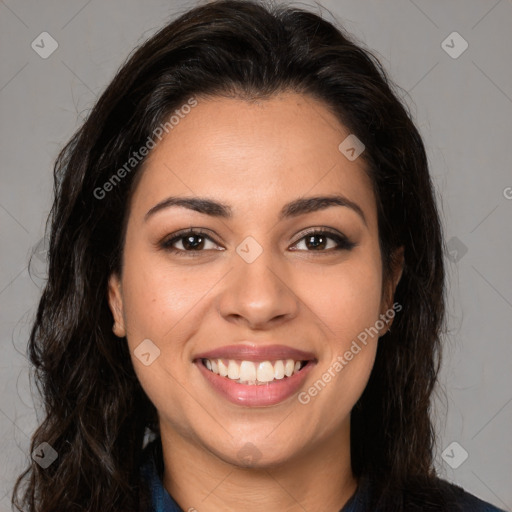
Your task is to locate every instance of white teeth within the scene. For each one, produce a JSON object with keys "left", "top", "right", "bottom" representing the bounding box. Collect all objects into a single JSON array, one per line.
[
  {"left": 257, "top": 361, "right": 275, "bottom": 382},
  {"left": 227, "top": 360, "right": 240, "bottom": 379},
  {"left": 218, "top": 359, "right": 228, "bottom": 377},
  {"left": 239, "top": 361, "right": 257, "bottom": 382},
  {"left": 284, "top": 359, "right": 295, "bottom": 377},
  {"left": 274, "top": 360, "right": 285, "bottom": 379},
  {"left": 202, "top": 357, "right": 307, "bottom": 384}
]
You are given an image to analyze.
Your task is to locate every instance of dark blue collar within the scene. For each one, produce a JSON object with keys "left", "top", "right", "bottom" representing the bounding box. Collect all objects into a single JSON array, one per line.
[{"left": 139, "top": 441, "right": 183, "bottom": 512}]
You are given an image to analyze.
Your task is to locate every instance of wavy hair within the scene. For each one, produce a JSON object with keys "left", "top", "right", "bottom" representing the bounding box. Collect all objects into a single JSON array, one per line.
[{"left": 13, "top": 1, "right": 450, "bottom": 510}]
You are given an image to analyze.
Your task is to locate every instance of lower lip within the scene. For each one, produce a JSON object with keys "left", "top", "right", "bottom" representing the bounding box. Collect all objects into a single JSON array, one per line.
[{"left": 196, "top": 360, "right": 315, "bottom": 406}]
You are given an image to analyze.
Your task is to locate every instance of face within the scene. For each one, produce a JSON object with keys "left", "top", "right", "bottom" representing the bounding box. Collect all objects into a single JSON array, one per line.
[{"left": 108, "top": 92, "right": 403, "bottom": 469}]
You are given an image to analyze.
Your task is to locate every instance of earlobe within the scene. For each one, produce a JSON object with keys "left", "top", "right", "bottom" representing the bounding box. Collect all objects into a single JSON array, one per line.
[
  {"left": 379, "top": 246, "right": 405, "bottom": 336},
  {"left": 392, "top": 246, "right": 405, "bottom": 292},
  {"left": 108, "top": 274, "right": 126, "bottom": 338}
]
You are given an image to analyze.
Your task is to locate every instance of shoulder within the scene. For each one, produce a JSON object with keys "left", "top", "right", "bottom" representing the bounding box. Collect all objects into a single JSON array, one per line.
[
  {"left": 402, "top": 476, "right": 507, "bottom": 512},
  {"left": 441, "top": 479, "right": 507, "bottom": 512},
  {"left": 359, "top": 475, "right": 507, "bottom": 512}
]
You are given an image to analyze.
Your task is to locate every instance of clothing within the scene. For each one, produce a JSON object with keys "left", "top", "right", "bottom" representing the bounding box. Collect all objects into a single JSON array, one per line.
[{"left": 140, "top": 440, "right": 507, "bottom": 512}]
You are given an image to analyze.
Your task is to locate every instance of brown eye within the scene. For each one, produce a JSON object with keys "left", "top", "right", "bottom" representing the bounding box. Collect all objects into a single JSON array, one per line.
[
  {"left": 291, "top": 230, "right": 356, "bottom": 252},
  {"left": 179, "top": 233, "right": 206, "bottom": 250},
  {"left": 161, "top": 230, "right": 221, "bottom": 255}
]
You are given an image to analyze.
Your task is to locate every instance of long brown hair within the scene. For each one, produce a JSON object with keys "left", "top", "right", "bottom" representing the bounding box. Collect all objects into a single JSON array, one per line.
[{"left": 13, "top": 1, "right": 450, "bottom": 510}]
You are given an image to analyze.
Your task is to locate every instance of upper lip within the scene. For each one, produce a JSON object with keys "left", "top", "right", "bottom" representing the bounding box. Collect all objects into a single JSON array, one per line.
[{"left": 194, "top": 344, "right": 316, "bottom": 362}]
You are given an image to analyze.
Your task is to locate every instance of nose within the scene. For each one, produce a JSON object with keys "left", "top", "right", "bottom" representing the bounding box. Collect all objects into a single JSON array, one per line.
[{"left": 216, "top": 245, "right": 299, "bottom": 330}]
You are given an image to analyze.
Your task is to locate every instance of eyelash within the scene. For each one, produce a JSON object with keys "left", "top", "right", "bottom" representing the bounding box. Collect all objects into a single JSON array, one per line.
[{"left": 160, "top": 227, "right": 356, "bottom": 257}]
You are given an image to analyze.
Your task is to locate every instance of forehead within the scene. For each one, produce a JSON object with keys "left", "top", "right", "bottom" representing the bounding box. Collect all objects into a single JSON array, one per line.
[{"left": 131, "top": 92, "right": 376, "bottom": 225}]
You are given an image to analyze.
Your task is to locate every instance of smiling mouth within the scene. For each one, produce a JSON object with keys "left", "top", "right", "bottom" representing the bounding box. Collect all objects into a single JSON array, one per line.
[{"left": 201, "top": 358, "right": 309, "bottom": 385}]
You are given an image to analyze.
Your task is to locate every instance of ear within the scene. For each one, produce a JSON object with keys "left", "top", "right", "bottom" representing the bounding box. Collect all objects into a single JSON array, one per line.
[
  {"left": 378, "top": 246, "right": 404, "bottom": 336},
  {"left": 108, "top": 273, "right": 126, "bottom": 338}
]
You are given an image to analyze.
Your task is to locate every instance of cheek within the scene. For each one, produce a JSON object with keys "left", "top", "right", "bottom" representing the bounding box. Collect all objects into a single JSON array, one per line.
[
  {"left": 307, "top": 254, "right": 383, "bottom": 341},
  {"left": 118, "top": 254, "right": 206, "bottom": 429},
  {"left": 118, "top": 250, "right": 224, "bottom": 407},
  {"left": 300, "top": 263, "right": 381, "bottom": 432},
  {"left": 120, "top": 251, "right": 214, "bottom": 341},
  {"left": 326, "top": 258, "right": 383, "bottom": 395}
]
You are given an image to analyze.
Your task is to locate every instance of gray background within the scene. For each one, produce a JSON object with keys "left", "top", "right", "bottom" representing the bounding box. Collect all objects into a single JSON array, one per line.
[{"left": 1, "top": 0, "right": 511, "bottom": 510}]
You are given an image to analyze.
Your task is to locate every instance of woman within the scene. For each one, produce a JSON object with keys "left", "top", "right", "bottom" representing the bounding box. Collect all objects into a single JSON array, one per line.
[{"left": 13, "top": 1, "right": 506, "bottom": 511}]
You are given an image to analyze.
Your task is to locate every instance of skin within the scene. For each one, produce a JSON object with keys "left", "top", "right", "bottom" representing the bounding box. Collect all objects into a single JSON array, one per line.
[{"left": 108, "top": 92, "right": 403, "bottom": 512}]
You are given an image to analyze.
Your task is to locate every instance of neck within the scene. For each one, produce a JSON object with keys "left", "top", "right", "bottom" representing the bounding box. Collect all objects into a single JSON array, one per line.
[{"left": 160, "top": 424, "right": 358, "bottom": 512}]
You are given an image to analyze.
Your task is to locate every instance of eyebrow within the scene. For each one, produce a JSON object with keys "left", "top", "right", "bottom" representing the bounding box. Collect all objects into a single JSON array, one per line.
[{"left": 144, "top": 194, "right": 367, "bottom": 226}]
